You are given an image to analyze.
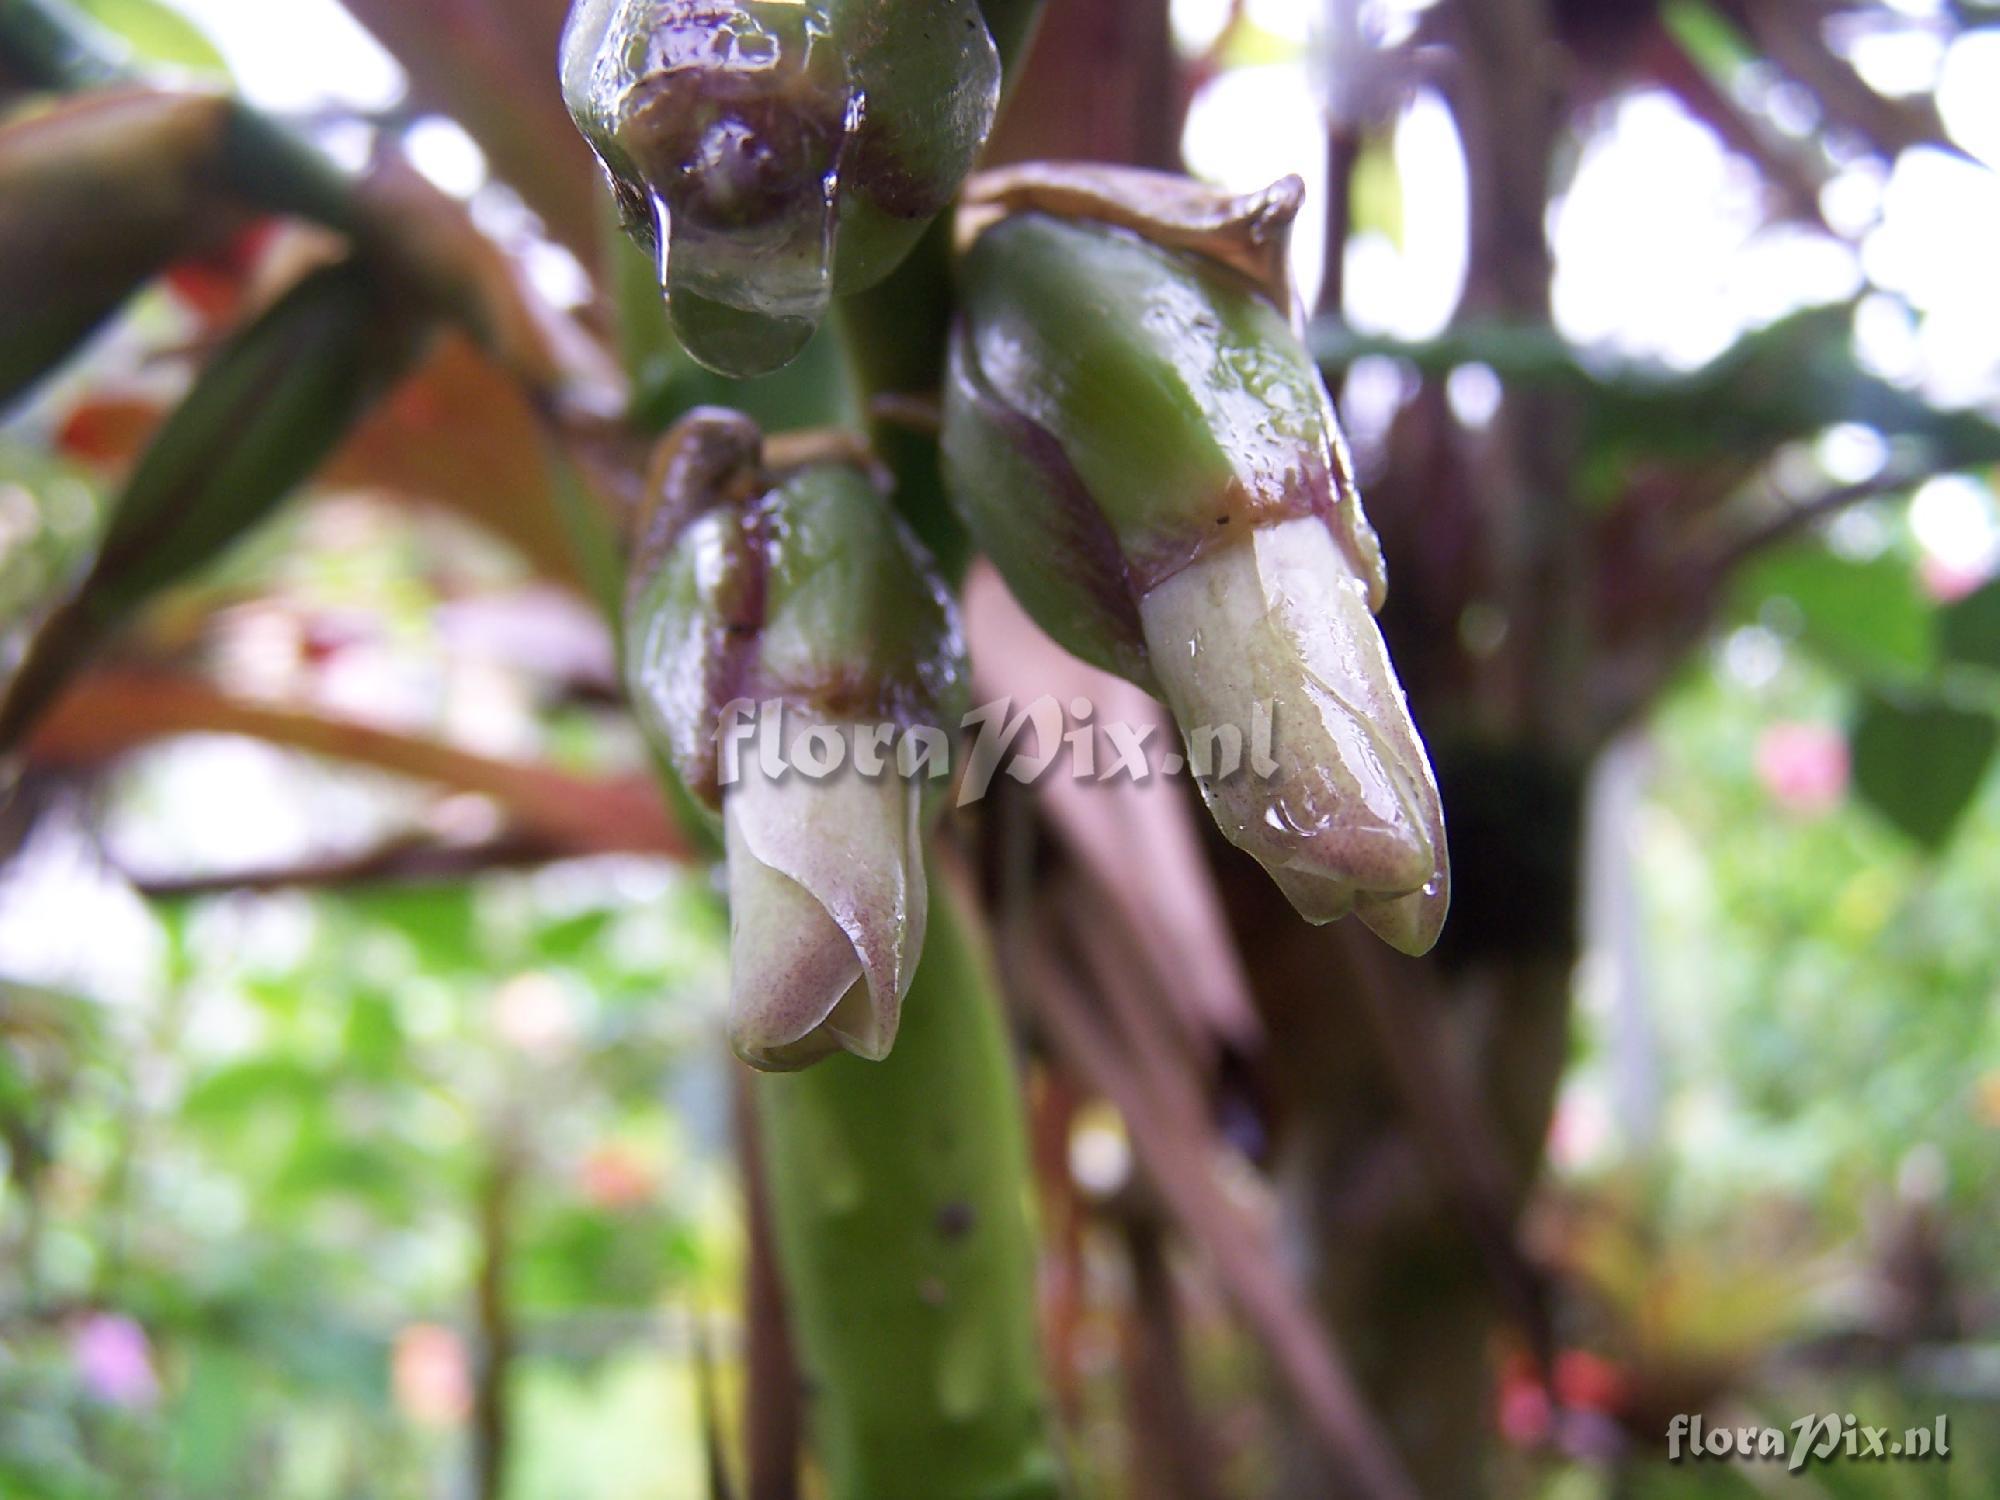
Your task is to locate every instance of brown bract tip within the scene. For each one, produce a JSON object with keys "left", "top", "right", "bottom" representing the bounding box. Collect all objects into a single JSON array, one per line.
[{"left": 956, "top": 162, "right": 1305, "bottom": 315}]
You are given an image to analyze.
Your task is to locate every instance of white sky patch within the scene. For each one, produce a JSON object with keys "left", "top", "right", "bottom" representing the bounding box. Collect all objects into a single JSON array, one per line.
[
  {"left": 1840, "top": 25, "right": 1948, "bottom": 98},
  {"left": 1183, "top": 62, "right": 1329, "bottom": 304},
  {"left": 1863, "top": 148, "right": 2000, "bottom": 405},
  {"left": 1245, "top": 0, "right": 1313, "bottom": 42},
  {"left": 1341, "top": 90, "right": 1468, "bottom": 340},
  {"left": 1172, "top": 0, "right": 1236, "bottom": 52},
  {"left": 0, "top": 808, "right": 163, "bottom": 1008},
  {"left": 165, "top": 0, "right": 403, "bottom": 113},
  {"left": 1910, "top": 474, "right": 2000, "bottom": 571},
  {"left": 405, "top": 115, "right": 490, "bottom": 200},
  {"left": 1938, "top": 30, "right": 2000, "bottom": 168},
  {"left": 1816, "top": 422, "right": 1890, "bottom": 485},
  {"left": 1552, "top": 92, "right": 1768, "bottom": 367}
]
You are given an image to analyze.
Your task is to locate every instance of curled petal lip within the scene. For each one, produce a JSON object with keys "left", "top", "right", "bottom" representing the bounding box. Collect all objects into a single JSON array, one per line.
[{"left": 723, "top": 744, "right": 927, "bottom": 1070}]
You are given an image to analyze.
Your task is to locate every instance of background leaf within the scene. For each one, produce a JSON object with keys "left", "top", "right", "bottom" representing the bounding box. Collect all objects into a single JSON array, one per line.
[{"left": 1850, "top": 694, "right": 1998, "bottom": 850}]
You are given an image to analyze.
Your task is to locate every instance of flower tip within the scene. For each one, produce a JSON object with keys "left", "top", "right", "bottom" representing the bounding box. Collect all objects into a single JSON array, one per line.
[
  {"left": 724, "top": 764, "right": 926, "bottom": 1071},
  {"left": 1355, "top": 874, "right": 1451, "bottom": 957},
  {"left": 732, "top": 980, "right": 898, "bottom": 1072}
]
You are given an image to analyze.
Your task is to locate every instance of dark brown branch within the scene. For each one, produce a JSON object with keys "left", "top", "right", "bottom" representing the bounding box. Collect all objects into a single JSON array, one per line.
[
  {"left": 117, "top": 833, "right": 561, "bottom": 900},
  {"left": 1710, "top": 468, "right": 1928, "bottom": 577},
  {"left": 1723, "top": 0, "right": 1963, "bottom": 163},
  {"left": 337, "top": 0, "right": 601, "bottom": 258},
  {"left": 1118, "top": 1213, "right": 1225, "bottom": 1500},
  {"left": 1335, "top": 925, "right": 1557, "bottom": 1385},
  {"left": 1017, "top": 936, "right": 1422, "bottom": 1500}
]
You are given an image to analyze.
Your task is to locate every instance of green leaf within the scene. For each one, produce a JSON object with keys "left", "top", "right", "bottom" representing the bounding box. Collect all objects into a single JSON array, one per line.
[
  {"left": 1850, "top": 694, "right": 1998, "bottom": 850},
  {"left": 181, "top": 1057, "right": 322, "bottom": 1126},
  {"left": 1660, "top": 0, "right": 1754, "bottom": 76},
  {"left": 71, "top": 0, "right": 227, "bottom": 73},
  {"left": 169, "top": 1347, "right": 256, "bottom": 1494},
  {"left": 1940, "top": 578, "right": 2000, "bottom": 674},
  {"left": 1739, "top": 545, "right": 1935, "bottom": 686}
]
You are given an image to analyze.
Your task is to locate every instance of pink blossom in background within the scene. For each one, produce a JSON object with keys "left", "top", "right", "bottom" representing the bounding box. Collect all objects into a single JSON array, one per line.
[
  {"left": 392, "top": 1324, "right": 473, "bottom": 1428},
  {"left": 1919, "top": 551, "right": 1992, "bottom": 603},
  {"left": 577, "top": 1143, "right": 656, "bottom": 1210},
  {"left": 71, "top": 1313, "right": 159, "bottom": 1409},
  {"left": 1755, "top": 723, "right": 1850, "bottom": 817}
]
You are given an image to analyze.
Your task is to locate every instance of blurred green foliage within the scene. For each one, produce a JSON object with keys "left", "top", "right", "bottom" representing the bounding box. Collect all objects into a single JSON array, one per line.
[{"left": 1, "top": 859, "right": 735, "bottom": 1500}]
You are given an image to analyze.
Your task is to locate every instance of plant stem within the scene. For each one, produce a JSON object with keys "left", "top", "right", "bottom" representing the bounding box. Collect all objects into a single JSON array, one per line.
[
  {"left": 756, "top": 866, "right": 1063, "bottom": 1500},
  {"left": 833, "top": 0, "right": 1049, "bottom": 577}
]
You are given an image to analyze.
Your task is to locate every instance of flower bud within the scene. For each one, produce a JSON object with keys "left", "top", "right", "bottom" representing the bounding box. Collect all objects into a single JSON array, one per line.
[
  {"left": 624, "top": 410, "right": 969, "bottom": 1066},
  {"left": 942, "top": 166, "right": 1447, "bottom": 953},
  {"left": 561, "top": 0, "right": 1001, "bottom": 377}
]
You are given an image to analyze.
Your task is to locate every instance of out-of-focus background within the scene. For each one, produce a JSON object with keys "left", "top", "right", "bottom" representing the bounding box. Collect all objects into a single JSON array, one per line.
[{"left": 1, "top": 1, "right": 1997, "bottom": 1497}]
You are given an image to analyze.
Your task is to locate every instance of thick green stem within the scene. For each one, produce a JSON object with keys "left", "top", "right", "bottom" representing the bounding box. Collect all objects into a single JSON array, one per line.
[
  {"left": 833, "top": 0, "right": 1049, "bottom": 578},
  {"left": 756, "top": 867, "right": 1062, "bottom": 1500},
  {"left": 836, "top": 218, "right": 965, "bottom": 577}
]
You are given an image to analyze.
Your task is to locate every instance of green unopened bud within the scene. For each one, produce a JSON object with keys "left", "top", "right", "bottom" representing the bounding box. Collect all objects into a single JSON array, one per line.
[
  {"left": 561, "top": 0, "right": 1001, "bottom": 378},
  {"left": 0, "top": 259, "right": 425, "bottom": 754},
  {"left": 942, "top": 165, "right": 1447, "bottom": 953},
  {"left": 625, "top": 410, "right": 969, "bottom": 1067},
  {"left": 0, "top": 86, "right": 235, "bottom": 409}
]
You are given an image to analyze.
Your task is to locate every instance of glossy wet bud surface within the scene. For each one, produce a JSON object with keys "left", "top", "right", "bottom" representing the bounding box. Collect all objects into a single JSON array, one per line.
[{"left": 562, "top": 0, "right": 1000, "bottom": 376}]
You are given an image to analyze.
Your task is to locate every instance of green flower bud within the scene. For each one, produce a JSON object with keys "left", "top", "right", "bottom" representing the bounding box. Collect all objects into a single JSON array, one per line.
[
  {"left": 561, "top": 0, "right": 1001, "bottom": 378},
  {"left": 0, "top": 86, "right": 235, "bottom": 410},
  {"left": 624, "top": 410, "right": 969, "bottom": 1067},
  {"left": 942, "top": 166, "right": 1448, "bottom": 954}
]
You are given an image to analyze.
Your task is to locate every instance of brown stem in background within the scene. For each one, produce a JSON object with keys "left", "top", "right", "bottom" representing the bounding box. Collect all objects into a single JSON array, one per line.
[
  {"left": 118, "top": 833, "right": 560, "bottom": 898},
  {"left": 985, "top": 0, "right": 1184, "bottom": 171},
  {"left": 1707, "top": 469, "right": 1931, "bottom": 581},
  {"left": 1721, "top": 0, "right": 1960, "bottom": 161},
  {"left": 472, "top": 1144, "right": 519, "bottom": 1500},
  {"left": 1317, "top": 129, "right": 1362, "bottom": 322},
  {"left": 1118, "top": 1212, "right": 1224, "bottom": 1500},
  {"left": 337, "top": 0, "right": 601, "bottom": 259},
  {"left": 1335, "top": 926, "right": 1555, "bottom": 1381},
  {"left": 1018, "top": 937, "right": 1421, "bottom": 1500}
]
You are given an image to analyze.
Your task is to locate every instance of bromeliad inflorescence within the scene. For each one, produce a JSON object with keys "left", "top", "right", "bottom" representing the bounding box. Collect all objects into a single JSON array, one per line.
[{"left": 572, "top": 4, "right": 1449, "bottom": 1083}]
